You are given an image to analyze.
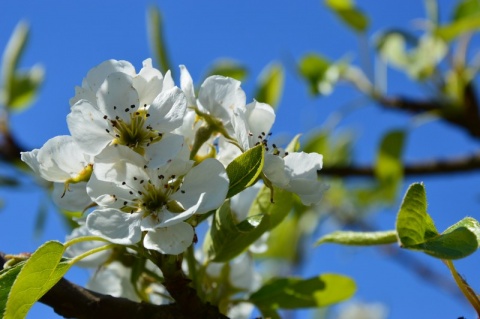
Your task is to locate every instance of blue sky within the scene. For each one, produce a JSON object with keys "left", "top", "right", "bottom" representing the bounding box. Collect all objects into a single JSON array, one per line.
[{"left": 2, "top": 1, "right": 480, "bottom": 318}]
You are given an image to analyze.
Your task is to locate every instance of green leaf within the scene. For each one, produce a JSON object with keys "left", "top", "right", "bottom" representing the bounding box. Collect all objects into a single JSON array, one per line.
[
  {"left": 375, "top": 129, "right": 405, "bottom": 201},
  {"left": 254, "top": 62, "right": 284, "bottom": 109},
  {"left": 4, "top": 241, "right": 71, "bottom": 319},
  {"left": 205, "top": 59, "right": 248, "bottom": 82},
  {"left": 298, "top": 53, "right": 332, "bottom": 96},
  {"left": 1, "top": 22, "right": 28, "bottom": 91},
  {"left": 325, "top": 0, "right": 369, "bottom": 32},
  {"left": 436, "top": 15, "right": 480, "bottom": 41},
  {"left": 285, "top": 134, "right": 302, "bottom": 153},
  {"left": 316, "top": 230, "right": 398, "bottom": 246},
  {"left": 408, "top": 226, "right": 478, "bottom": 259},
  {"left": 257, "top": 214, "right": 301, "bottom": 261},
  {"left": 444, "top": 217, "right": 480, "bottom": 244},
  {"left": 1, "top": 21, "right": 44, "bottom": 111},
  {"left": 396, "top": 184, "right": 480, "bottom": 259},
  {"left": 204, "top": 186, "right": 293, "bottom": 262},
  {"left": 225, "top": 144, "right": 265, "bottom": 198},
  {"left": 0, "top": 262, "right": 26, "bottom": 317},
  {"left": 249, "top": 274, "right": 356, "bottom": 309},
  {"left": 453, "top": 0, "right": 480, "bottom": 21},
  {"left": 147, "top": 5, "right": 173, "bottom": 76},
  {"left": 5, "top": 69, "right": 44, "bottom": 110},
  {"left": 395, "top": 183, "right": 437, "bottom": 247}
]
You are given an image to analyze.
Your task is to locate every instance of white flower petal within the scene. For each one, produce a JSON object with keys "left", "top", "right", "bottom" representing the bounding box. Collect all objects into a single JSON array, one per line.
[
  {"left": 86, "top": 208, "right": 142, "bottom": 245},
  {"left": 133, "top": 59, "right": 164, "bottom": 107},
  {"left": 143, "top": 222, "right": 194, "bottom": 255},
  {"left": 171, "top": 158, "right": 228, "bottom": 214},
  {"left": 20, "top": 149, "right": 40, "bottom": 175},
  {"left": 263, "top": 154, "right": 289, "bottom": 188},
  {"left": 22, "top": 135, "right": 92, "bottom": 182},
  {"left": 284, "top": 152, "right": 323, "bottom": 179},
  {"left": 162, "top": 70, "right": 175, "bottom": 91},
  {"left": 53, "top": 182, "right": 92, "bottom": 212},
  {"left": 96, "top": 72, "right": 139, "bottom": 122},
  {"left": 179, "top": 65, "right": 196, "bottom": 107},
  {"left": 146, "top": 87, "right": 187, "bottom": 132},
  {"left": 143, "top": 194, "right": 203, "bottom": 230},
  {"left": 198, "top": 76, "right": 246, "bottom": 124},
  {"left": 69, "top": 60, "right": 136, "bottom": 106},
  {"left": 84, "top": 59, "right": 136, "bottom": 93},
  {"left": 87, "top": 261, "right": 139, "bottom": 302},
  {"left": 244, "top": 101, "right": 275, "bottom": 147},
  {"left": 68, "top": 100, "right": 112, "bottom": 155},
  {"left": 144, "top": 133, "right": 185, "bottom": 168},
  {"left": 282, "top": 152, "right": 327, "bottom": 205}
]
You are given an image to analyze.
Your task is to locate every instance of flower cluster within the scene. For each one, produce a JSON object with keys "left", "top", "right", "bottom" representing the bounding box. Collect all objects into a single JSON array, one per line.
[{"left": 21, "top": 58, "right": 326, "bottom": 256}]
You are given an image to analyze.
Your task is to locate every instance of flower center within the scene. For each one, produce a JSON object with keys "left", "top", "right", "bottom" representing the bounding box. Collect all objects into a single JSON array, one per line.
[
  {"left": 120, "top": 174, "right": 185, "bottom": 219},
  {"left": 107, "top": 108, "right": 162, "bottom": 155}
]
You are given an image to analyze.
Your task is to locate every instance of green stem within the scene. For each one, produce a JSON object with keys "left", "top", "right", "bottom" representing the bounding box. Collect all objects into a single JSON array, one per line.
[
  {"left": 64, "top": 235, "right": 111, "bottom": 248},
  {"left": 444, "top": 259, "right": 480, "bottom": 316},
  {"left": 69, "top": 244, "right": 116, "bottom": 265}
]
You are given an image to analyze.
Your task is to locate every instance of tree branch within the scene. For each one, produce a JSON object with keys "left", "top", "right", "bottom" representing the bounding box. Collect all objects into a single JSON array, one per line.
[
  {"left": 321, "top": 153, "right": 480, "bottom": 177},
  {"left": 0, "top": 252, "right": 229, "bottom": 319},
  {"left": 377, "top": 93, "right": 480, "bottom": 138}
]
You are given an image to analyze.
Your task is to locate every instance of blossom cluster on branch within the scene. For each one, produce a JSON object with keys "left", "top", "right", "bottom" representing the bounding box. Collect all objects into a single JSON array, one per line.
[{"left": 17, "top": 58, "right": 326, "bottom": 317}]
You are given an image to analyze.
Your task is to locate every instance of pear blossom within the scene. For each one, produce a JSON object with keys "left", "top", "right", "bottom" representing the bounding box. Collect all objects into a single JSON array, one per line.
[
  {"left": 20, "top": 135, "right": 94, "bottom": 210},
  {"left": 227, "top": 100, "right": 327, "bottom": 205},
  {"left": 177, "top": 65, "right": 246, "bottom": 160},
  {"left": 180, "top": 65, "right": 246, "bottom": 134},
  {"left": 67, "top": 59, "right": 186, "bottom": 168},
  {"left": 86, "top": 145, "right": 229, "bottom": 254}
]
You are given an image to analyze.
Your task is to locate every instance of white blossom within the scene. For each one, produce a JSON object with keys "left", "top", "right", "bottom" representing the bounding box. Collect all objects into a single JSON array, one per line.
[
  {"left": 228, "top": 100, "right": 327, "bottom": 205},
  {"left": 20, "top": 135, "right": 94, "bottom": 210},
  {"left": 86, "top": 145, "right": 229, "bottom": 254},
  {"left": 67, "top": 59, "right": 186, "bottom": 166}
]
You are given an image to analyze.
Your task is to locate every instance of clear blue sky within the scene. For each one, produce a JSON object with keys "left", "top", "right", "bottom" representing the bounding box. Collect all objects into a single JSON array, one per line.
[{"left": 2, "top": 1, "right": 480, "bottom": 318}]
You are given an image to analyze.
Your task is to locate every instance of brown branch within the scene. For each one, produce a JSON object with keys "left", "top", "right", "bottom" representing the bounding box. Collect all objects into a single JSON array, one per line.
[
  {"left": 377, "top": 93, "right": 480, "bottom": 138},
  {"left": 321, "top": 153, "right": 480, "bottom": 177},
  {"left": 0, "top": 252, "right": 229, "bottom": 319}
]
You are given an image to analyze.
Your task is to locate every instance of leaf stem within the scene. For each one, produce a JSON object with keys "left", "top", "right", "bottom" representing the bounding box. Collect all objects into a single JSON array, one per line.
[
  {"left": 444, "top": 259, "right": 480, "bottom": 316},
  {"left": 69, "top": 244, "right": 116, "bottom": 265},
  {"left": 63, "top": 235, "right": 111, "bottom": 248}
]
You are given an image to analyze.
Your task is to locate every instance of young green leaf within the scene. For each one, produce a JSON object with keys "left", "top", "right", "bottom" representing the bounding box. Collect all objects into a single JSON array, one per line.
[
  {"left": 325, "top": 0, "right": 369, "bottom": 32},
  {"left": 1, "top": 21, "right": 44, "bottom": 111},
  {"left": 147, "top": 5, "right": 173, "bottom": 76},
  {"left": 444, "top": 217, "right": 480, "bottom": 244},
  {"left": 225, "top": 144, "right": 264, "bottom": 198},
  {"left": 2, "top": 21, "right": 29, "bottom": 96},
  {"left": 4, "top": 241, "right": 71, "bottom": 319},
  {"left": 254, "top": 62, "right": 285, "bottom": 109},
  {"left": 396, "top": 184, "right": 480, "bottom": 259},
  {"left": 298, "top": 54, "right": 331, "bottom": 96},
  {"left": 375, "top": 129, "right": 406, "bottom": 201},
  {"left": 249, "top": 274, "right": 356, "bottom": 309},
  {"left": 204, "top": 186, "right": 293, "bottom": 262},
  {"left": 408, "top": 226, "right": 478, "bottom": 259},
  {"left": 395, "top": 182, "right": 438, "bottom": 247},
  {"left": 316, "top": 230, "right": 398, "bottom": 246}
]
